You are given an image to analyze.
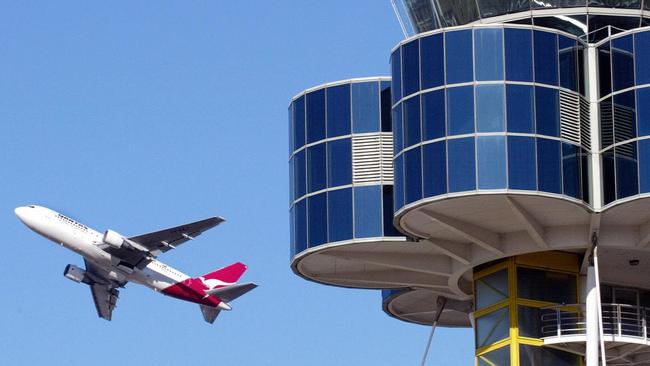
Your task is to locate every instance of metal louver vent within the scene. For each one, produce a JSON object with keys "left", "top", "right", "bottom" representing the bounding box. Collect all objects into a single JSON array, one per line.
[
  {"left": 352, "top": 133, "right": 394, "bottom": 185},
  {"left": 579, "top": 96, "right": 591, "bottom": 151},
  {"left": 559, "top": 91, "right": 581, "bottom": 145}
]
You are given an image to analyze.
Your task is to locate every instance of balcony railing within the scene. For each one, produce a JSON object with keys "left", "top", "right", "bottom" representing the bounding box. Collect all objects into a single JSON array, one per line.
[{"left": 541, "top": 303, "right": 650, "bottom": 340}]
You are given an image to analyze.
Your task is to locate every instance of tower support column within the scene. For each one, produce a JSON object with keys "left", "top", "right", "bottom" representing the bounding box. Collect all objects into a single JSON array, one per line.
[{"left": 586, "top": 266, "right": 599, "bottom": 366}]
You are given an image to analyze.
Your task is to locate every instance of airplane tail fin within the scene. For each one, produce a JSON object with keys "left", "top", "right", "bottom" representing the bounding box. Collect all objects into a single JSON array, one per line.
[{"left": 198, "top": 262, "right": 248, "bottom": 284}]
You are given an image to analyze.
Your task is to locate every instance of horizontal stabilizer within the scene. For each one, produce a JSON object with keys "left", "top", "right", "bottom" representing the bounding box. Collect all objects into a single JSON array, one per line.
[{"left": 205, "top": 282, "right": 257, "bottom": 303}]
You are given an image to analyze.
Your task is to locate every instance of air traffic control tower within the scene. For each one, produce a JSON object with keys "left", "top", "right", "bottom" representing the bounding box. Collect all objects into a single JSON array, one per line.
[{"left": 288, "top": 1, "right": 650, "bottom": 365}]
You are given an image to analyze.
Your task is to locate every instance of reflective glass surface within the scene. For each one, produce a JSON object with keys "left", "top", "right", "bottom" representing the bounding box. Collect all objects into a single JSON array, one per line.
[
  {"left": 447, "top": 86, "right": 474, "bottom": 135},
  {"left": 422, "top": 142, "right": 447, "bottom": 197},
  {"left": 402, "top": 40, "right": 420, "bottom": 97},
  {"left": 638, "top": 88, "right": 650, "bottom": 137},
  {"left": 517, "top": 267, "right": 577, "bottom": 303},
  {"left": 475, "top": 28, "right": 504, "bottom": 81},
  {"left": 518, "top": 306, "right": 543, "bottom": 339},
  {"left": 448, "top": 137, "right": 476, "bottom": 192},
  {"left": 535, "top": 87, "right": 559, "bottom": 137},
  {"left": 422, "top": 90, "right": 446, "bottom": 140},
  {"left": 420, "top": 34, "right": 444, "bottom": 89},
  {"left": 478, "top": 345, "right": 510, "bottom": 366},
  {"left": 405, "top": 148, "right": 423, "bottom": 204},
  {"left": 598, "top": 42, "right": 612, "bottom": 97},
  {"left": 294, "top": 150, "right": 306, "bottom": 199},
  {"left": 308, "top": 193, "right": 328, "bottom": 247},
  {"left": 559, "top": 37, "right": 578, "bottom": 92},
  {"left": 306, "top": 88, "right": 326, "bottom": 143},
  {"left": 445, "top": 30, "right": 473, "bottom": 84},
  {"left": 602, "top": 151, "right": 616, "bottom": 205},
  {"left": 476, "top": 307, "right": 510, "bottom": 347},
  {"left": 508, "top": 136, "right": 537, "bottom": 190},
  {"left": 437, "top": 0, "right": 480, "bottom": 27},
  {"left": 352, "top": 82, "right": 380, "bottom": 133},
  {"left": 295, "top": 200, "right": 307, "bottom": 253},
  {"left": 505, "top": 28, "right": 533, "bottom": 82},
  {"left": 614, "top": 91, "right": 636, "bottom": 143},
  {"left": 328, "top": 188, "right": 353, "bottom": 243},
  {"left": 393, "top": 104, "right": 403, "bottom": 153},
  {"left": 612, "top": 35, "right": 635, "bottom": 92},
  {"left": 404, "top": 96, "right": 421, "bottom": 147},
  {"left": 520, "top": 344, "right": 579, "bottom": 366},
  {"left": 562, "top": 143, "right": 581, "bottom": 199},
  {"left": 507, "top": 85, "right": 534, "bottom": 133},
  {"left": 326, "top": 84, "right": 351, "bottom": 138},
  {"left": 616, "top": 142, "right": 638, "bottom": 199},
  {"left": 477, "top": 136, "right": 507, "bottom": 189},
  {"left": 307, "top": 143, "right": 326, "bottom": 193},
  {"left": 354, "top": 185, "right": 383, "bottom": 238},
  {"left": 589, "top": 0, "right": 641, "bottom": 9},
  {"left": 479, "top": 0, "right": 530, "bottom": 17},
  {"left": 391, "top": 48, "right": 402, "bottom": 105},
  {"left": 383, "top": 186, "right": 401, "bottom": 237},
  {"left": 381, "top": 82, "right": 392, "bottom": 132},
  {"left": 537, "top": 138, "right": 562, "bottom": 194},
  {"left": 534, "top": 31, "right": 558, "bottom": 86},
  {"left": 394, "top": 154, "right": 405, "bottom": 210},
  {"left": 293, "top": 96, "right": 306, "bottom": 150},
  {"left": 640, "top": 139, "right": 650, "bottom": 193},
  {"left": 327, "top": 139, "right": 352, "bottom": 187},
  {"left": 476, "top": 84, "right": 505, "bottom": 132},
  {"left": 636, "top": 32, "right": 650, "bottom": 85},
  {"left": 475, "top": 269, "right": 508, "bottom": 309}
]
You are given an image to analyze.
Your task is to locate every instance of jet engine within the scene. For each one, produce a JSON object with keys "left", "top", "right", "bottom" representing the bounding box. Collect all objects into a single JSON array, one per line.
[
  {"left": 103, "top": 229, "right": 128, "bottom": 249},
  {"left": 63, "top": 264, "right": 91, "bottom": 284}
]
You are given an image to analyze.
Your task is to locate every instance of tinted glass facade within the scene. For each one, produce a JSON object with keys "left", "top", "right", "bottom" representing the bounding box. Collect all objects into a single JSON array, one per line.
[{"left": 391, "top": 26, "right": 588, "bottom": 212}]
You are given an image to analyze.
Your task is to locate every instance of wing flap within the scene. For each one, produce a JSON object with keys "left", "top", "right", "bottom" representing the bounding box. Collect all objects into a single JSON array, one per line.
[
  {"left": 128, "top": 217, "right": 224, "bottom": 254},
  {"left": 90, "top": 284, "right": 119, "bottom": 321}
]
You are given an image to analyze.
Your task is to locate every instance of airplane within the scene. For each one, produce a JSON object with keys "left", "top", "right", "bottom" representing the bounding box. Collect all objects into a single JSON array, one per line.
[{"left": 14, "top": 205, "right": 256, "bottom": 324}]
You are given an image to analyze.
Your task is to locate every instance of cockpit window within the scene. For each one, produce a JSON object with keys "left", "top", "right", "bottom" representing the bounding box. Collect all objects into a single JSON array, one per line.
[{"left": 27, "top": 205, "right": 35, "bottom": 208}]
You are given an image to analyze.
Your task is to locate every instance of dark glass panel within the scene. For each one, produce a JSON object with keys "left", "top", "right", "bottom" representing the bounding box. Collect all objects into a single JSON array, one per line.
[
  {"left": 601, "top": 97, "right": 614, "bottom": 148},
  {"left": 436, "top": 0, "right": 480, "bottom": 27},
  {"left": 535, "top": 87, "right": 560, "bottom": 137},
  {"left": 520, "top": 344, "right": 580, "bottom": 366},
  {"left": 599, "top": 41, "right": 612, "bottom": 98},
  {"left": 537, "top": 138, "right": 562, "bottom": 194},
  {"left": 293, "top": 96, "right": 306, "bottom": 150},
  {"left": 612, "top": 35, "right": 635, "bottom": 92},
  {"left": 475, "top": 269, "right": 508, "bottom": 310},
  {"left": 354, "top": 185, "right": 382, "bottom": 238},
  {"left": 639, "top": 139, "right": 650, "bottom": 193},
  {"left": 306, "top": 89, "right": 326, "bottom": 143},
  {"left": 475, "top": 28, "right": 504, "bottom": 81},
  {"left": 636, "top": 31, "right": 650, "bottom": 85},
  {"left": 476, "top": 84, "right": 505, "bottom": 132},
  {"left": 559, "top": 36, "right": 578, "bottom": 92},
  {"left": 616, "top": 142, "right": 639, "bottom": 199},
  {"left": 476, "top": 307, "right": 510, "bottom": 347},
  {"left": 295, "top": 150, "right": 306, "bottom": 199},
  {"left": 405, "top": 147, "right": 423, "bottom": 204},
  {"left": 505, "top": 28, "right": 533, "bottom": 82},
  {"left": 445, "top": 30, "right": 473, "bottom": 84},
  {"left": 352, "top": 82, "right": 380, "bottom": 133},
  {"left": 581, "top": 148, "right": 591, "bottom": 203},
  {"left": 328, "top": 188, "right": 353, "bottom": 243},
  {"left": 289, "top": 156, "right": 295, "bottom": 203},
  {"left": 588, "top": 16, "right": 641, "bottom": 43},
  {"left": 534, "top": 30, "right": 559, "bottom": 86},
  {"left": 402, "top": 40, "right": 420, "bottom": 97},
  {"left": 382, "top": 186, "right": 401, "bottom": 237},
  {"left": 448, "top": 138, "right": 476, "bottom": 192},
  {"left": 507, "top": 84, "right": 534, "bottom": 133},
  {"left": 578, "top": 42, "right": 586, "bottom": 96},
  {"left": 533, "top": 15, "right": 588, "bottom": 38},
  {"left": 518, "top": 306, "right": 543, "bottom": 339},
  {"left": 508, "top": 136, "right": 537, "bottom": 190},
  {"left": 394, "top": 104, "right": 403, "bottom": 153},
  {"left": 614, "top": 91, "right": 636, "bottom": 143},
  {"left": 404, "top": 96, "right": 421, "bottom": 147},
  {"left": 327, "top": 139, "right": 352, "bottom": 187},
  {"left": 602, "top": 151, "right": 616, "bottom": 205},
  {"left": 447, "top": 86, "right": 475, "bottom": 135},
  {"left": 517, "top": 267, "right": 577, "bottom": 303},
  {"left": 381, "top": 81, "right": 392, "bottom": 132},
  {"left": 420, "top": 34, "right": 444, "bottom": 89},
  {"left": 562, "top": 143, "right": 581, "bottom": 199},
  {"left": 307, "top": 143, "right": 326, "bottom": 193},
  {"left": 637, "top": 88, "right": 650, "bottom": 137},
  {"left": 326, "top": 84, "right": 351, "bottom": 138},
  {"left": 477, "top": 136, "right": 507, "bottom": 189},
  {"left": 478, "top": 0, "right": 530, "bottom": 18},
  {"left": 478, "top": 345, "right": 510, "bottom": 366},
  {"left": 422, "top": 90, "right": 446, "bottom": 140},
  {"left": 403, "top": 0, "right": 440, "bottom": 33},
  {"left": 288, "top": 104, "right": 294, "bottom": 155},
  {"left": 588, "top": 0, "right": 641, "bottom": 9},
  {"left": 294, "top": 199, "right": 307, "bottom": 254},
  {"left": 423, "top": 141, "right": 447, "bottom": 198},
  {"left": 394, "top": 154, "right": 405, "bottom": 210},
  {"left": 391, "top": 48, "right": 402, "bottom": 104},
  {"left": 532, "top": 0, "right": 585, "bottom": 8},
  {"left": 307, "top": 193, "right": 328, "bottom": 247},
  {"left": 289, "top": 205, "right": 295, "bottom": 256}
]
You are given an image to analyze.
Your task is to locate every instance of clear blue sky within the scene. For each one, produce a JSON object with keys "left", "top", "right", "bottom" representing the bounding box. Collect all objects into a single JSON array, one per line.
[{"left": 0, "top": 2, "right": 473, "bottom": 365}]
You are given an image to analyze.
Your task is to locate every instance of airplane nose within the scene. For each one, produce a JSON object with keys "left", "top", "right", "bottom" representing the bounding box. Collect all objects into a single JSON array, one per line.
[{"left": 15, "top": 206, "right": 29, "bottom": 223}]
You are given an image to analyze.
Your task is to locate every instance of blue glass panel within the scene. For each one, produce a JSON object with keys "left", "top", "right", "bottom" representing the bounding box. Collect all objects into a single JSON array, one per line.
[
  {"left": 381, "top": 81, "right": 392, "bottom": 132},
  {"left": 405, "top": 147, "right": 423, "bottom": 204},
  {"left": 559, "top": 37, "right": 578, "bottom": 92},
  {"left": 614, "top": 91, "right": 636, "bottom": 143},
  {"left": 393, "top": 104, "right": 403, "bottom": 153},
  {"left": 289, "top": 156, "right": 294, "bottom": 202},
  {"left": 612, "top": 35, "right": 635, "bottom": 92},
  {"left": 306, "top": 89, "right": 326, "bottom": 143},
  {"left": 507, "top": 85, "right": 534, "bottom": 133},
  {"left": 308, "top": 193, "right": 327, "bottom": 247},
  {"left": 616, "top": 142, "right": 639, "bottom": 199},
  {"left": 294, "top": 199, "right": 307, "bottom": 254},
  {"left": 636, "top": 31, "right": 650, "bottom": 85},
  {"left": 581, "top": 148, "right": 590, "bottom": 203},
  {"left": 445, "top": 30, "right": 473, "bottom": 84},
  {"left": 391, "top": 48, "right": 402, "bottom": 104},
  {"left": 404, "top": 96, "right": 421, "bottom": 147},
  {"left": 535, "top": 87, "right": 560, "bottom": 137},
  {"left": 328, "top": 188, "right": 353, "bottom": 243},
  {"left": 326, "top": 84, "right": 351, "bottom": 138},
  {"left": 402, "top": 40, "right": 420, "bottom": 96},
  {"left": 394, "top": 154, "right": 405, "bottom": 210},
  {"left": 382, "top": 186, "right": 401, "bottom": 237},
  {"left": 477, "top": 136, "right": 507, "bottom": 189},
  {"left": 534, "top": 31, "right": 558, "bottom": 86},
  {"left": 289, "top": 205, "right": 295, "bottom": 256},
  {"left": 423, "top": 141, "right": 447, "bottom": 197},
  {"left": 599, "top": 42, "right": 612, "bottom": 97},
  {"left": 288, "top": 104, "right": 294, "bottom": 155},
  {"left": 307, "top": 143, "right": 326, "bottom": 193},
  {"left": 327, "top": 139, "right": 352, "bottom": 187},
  {"left": 421, "top": 34, "right": 444, "bottom": 89},
  {"left": 637, "top": 88, "right": 650, "bottom": 137},
  {"left": 562, "top": 143, "right": 581, "bottom": 199},
  {"left": 422, "top": 90, "right": 445, "bottom": 140},
  {"left": 537, "top": 138, "right": 562, "bottom": 194},
  {"left": 354, "top": 185, "right": 382, "bottom": 238},
  {"left": 508, "top": 136, "right": 536, "bottom": 190},
  {"left": 448, "top": 138, "right": 476, "bottom": 192},
  {"left": 352, "top": 82, "right": 380, "bottom": 133},
  {"left": 295, "top": 150, "right": 306, "bottom": 199},
  {"left": 639, "top": 139, "right": 650, "bottom": 193},
  {"left": 447, "top": 86, "right": 475, "bottom": 135},
  {"left": 476, "top": 84, "right": 505, "bottom": 132},
  {"left": 602, "top": 151, "right": 616, "bottom": 205},
  {"left": 293, "top": 96, "right": 305, "bottom": 150},
  {"left": 475, "top": 28, "right": 504, "bottom": 81},
  {"left": 505, "top": 28, "right": 533, "bottom": 82}
]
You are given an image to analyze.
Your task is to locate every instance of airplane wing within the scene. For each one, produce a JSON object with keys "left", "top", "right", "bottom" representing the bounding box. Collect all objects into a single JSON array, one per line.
[
  {"left": 85, "top": 260, "right": 125, "bottom": 321},
  {"left": 128, "top": 216, "right": 225, "bottom": 254}
]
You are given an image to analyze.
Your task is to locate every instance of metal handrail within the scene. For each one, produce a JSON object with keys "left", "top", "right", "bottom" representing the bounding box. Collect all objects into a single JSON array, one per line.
[{"left": 541, "top": 303, "right": 650, "bottom": 340}]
